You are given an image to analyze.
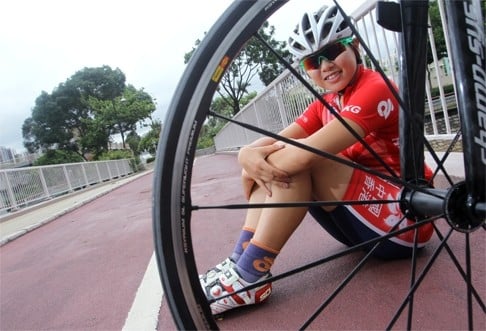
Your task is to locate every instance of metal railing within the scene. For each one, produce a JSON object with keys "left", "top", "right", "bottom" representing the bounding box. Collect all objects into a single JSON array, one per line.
[
  {"left": 0, "top": 152, "right": 39, "bottom": 170},
  {"left": 214, "top": 0, "right": 459, "bottom": 151},
  {"left": 0, "top": 159, "right": 134, "bottom": 214}
]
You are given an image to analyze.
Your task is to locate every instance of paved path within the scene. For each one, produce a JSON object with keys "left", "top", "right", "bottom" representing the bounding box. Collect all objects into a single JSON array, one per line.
[
  {"left": 1, "top": 153, "right": 484, "bottom": 330},
  {"left": 1, "top": 171, "right": 155, "bottom": 330},
  {"left": 0, "top": 171, "right": 152, "bottom": 246},
  {"left": 157, "top": 153, "right": 485, "bottom": 330}
]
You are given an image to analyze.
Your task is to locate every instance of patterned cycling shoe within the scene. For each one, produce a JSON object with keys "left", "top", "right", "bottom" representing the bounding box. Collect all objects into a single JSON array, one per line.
[
  {"left": 202, "top": 265, "right": 272, "bottom": 315},
  {"left": 199, "top": 257, "right": 236, "bottom": 288}
]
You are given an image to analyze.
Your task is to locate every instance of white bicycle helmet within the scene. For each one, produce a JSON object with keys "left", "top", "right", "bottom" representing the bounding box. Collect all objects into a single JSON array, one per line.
[{"left": 288, "top": 5, "right": 353, "bottom": 59}]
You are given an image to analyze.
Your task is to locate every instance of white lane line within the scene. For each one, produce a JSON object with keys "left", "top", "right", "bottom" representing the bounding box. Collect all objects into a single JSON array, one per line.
[{"left": 122, "top": 252, "right": 163, "bottom": 331}]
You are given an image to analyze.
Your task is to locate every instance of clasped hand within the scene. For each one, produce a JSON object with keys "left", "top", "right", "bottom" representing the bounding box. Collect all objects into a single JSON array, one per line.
[{"left": 238, "top": 142, "right": 291, "bottom": 199}]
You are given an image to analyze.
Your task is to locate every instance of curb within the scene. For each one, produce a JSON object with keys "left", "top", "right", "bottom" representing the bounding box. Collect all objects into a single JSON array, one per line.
[{"left": 0, "top": 170, "right": 153, "bottom": 247}]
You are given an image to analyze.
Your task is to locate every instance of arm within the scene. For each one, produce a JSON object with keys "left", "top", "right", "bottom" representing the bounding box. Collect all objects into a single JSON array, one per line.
[
  {"left": 238, "top": 123, "right": 309, "bottom": 199},
  {"left": 266, "top": 117, "right": 365, "bottom": 174}
]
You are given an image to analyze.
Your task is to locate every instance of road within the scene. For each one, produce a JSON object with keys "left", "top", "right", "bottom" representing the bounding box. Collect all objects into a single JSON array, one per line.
[{"left": 1, "top": 153, "right": 484, "bottom": 330}]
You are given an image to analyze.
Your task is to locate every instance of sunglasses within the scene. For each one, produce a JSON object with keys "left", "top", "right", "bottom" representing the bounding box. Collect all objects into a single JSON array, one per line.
[{"left": 300, "top": 37, "right": 354, "bottom": 71}]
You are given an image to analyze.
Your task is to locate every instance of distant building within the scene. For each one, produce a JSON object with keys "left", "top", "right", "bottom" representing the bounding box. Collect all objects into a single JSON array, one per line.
[
  {"left": 108, "top": 141, "right": 130, "bottom": 150},
  {"left": 0, "top": 147, "right": 39, "bottom": 169},
  {"left": 428, "top": 57, "right": 453, "bottom": 88},
  {"left": 0, "top": 146, "right": 15, "bottom": 164}
]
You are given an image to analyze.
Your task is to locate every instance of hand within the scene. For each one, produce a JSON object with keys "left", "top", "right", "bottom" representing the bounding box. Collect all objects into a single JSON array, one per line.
[
  {"left": 238, "top": 143, "right": 290, "bottom": 197},
  {"left": 241, "top": 170, "right": 256, "bottom": 200}
]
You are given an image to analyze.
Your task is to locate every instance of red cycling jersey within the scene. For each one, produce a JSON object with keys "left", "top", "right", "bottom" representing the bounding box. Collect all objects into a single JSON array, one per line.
[
  {"left": 295, "top": 66, "right": 433, "bottom": 247},
  {"left": 296, "top": 65, "right": 401, "bottom": 175}
]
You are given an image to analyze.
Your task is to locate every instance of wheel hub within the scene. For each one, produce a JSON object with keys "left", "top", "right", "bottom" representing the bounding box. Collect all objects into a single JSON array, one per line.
[{"left": 400, "top": 181, "right": 485, "bottom": 233}]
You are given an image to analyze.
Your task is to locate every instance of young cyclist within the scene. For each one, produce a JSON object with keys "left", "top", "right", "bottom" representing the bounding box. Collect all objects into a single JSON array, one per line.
[{"left": 200, "top": 3, "right": 433, "bottom": 316}]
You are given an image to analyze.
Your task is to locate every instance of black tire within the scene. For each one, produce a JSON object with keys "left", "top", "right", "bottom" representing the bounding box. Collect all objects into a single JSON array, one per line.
[
  {"left": 153, "top": 0, "right": 485, "bottom": 329},
  {"left": 152, "top": 1, "right": 288, "bottom": 329}
]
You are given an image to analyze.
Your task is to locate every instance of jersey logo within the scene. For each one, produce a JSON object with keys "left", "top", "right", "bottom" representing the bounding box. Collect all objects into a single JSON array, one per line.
[
  {"left": 377, "top": 99, "right": 394, "bottom": 119},
  {"left": 342, "top": 105, "right": 361, "bottom": 114}
]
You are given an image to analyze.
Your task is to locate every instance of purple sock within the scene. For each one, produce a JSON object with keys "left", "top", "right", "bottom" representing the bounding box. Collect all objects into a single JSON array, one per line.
[
  {"left": 236, "top": 240, "right": 278, "bottom": 283},
  {"left": 230, "top": 228, "right": 254, "bottom": 263}
]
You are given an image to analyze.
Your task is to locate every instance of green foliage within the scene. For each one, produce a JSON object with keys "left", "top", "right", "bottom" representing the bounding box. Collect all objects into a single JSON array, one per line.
[
  {"left": 22, "top": 89, "right": 82, "bottom": 154},
  {"left": 22, "top": 65, "right": 156, "bottom": 163},
  {"left": 88, "top": 84, "right": 156, "bottom": 150},
  {"left": 126, "top": 131, "right": 141, "bottom": 156},
  {"left": 252, "top": 22, "right": 292, "bottom": 86},
  {"left": 96, "top": 149, "right": 133, "bottom": 160},
  {"left": 430, "top": 84, "right": 454, "bottom": 97},
  {"left": 428, "top": 1, "right": 447, "bottom": 64},
  {"left": 78, "top": 115, "right": 111, "bottom": 157},
  {"left": 196, "top": 92, "right": 257, "bottom": 149},
  {"left": 33, "top": 149, "right": 84, "bottom": 166},
  {"left": 184, "top": 21, "right": 288, "bottom": 116},
  {"left": 139, "top": 120, "right": 162, "bottom": 155},
  {"left": 69, "top": 65, "right": 126, "bottom": 100},
  {"left": 96, "top": 150, "right": 140, "bottom": 172}
]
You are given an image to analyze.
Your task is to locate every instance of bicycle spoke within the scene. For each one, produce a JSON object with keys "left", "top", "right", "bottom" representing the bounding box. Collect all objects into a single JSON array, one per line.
[
  {"left": 428, "top": 130, "right": 462, "bottom": 186},
  {"left": 210, "top": 110, "right": 446, "bottom": 201},
  {"left": 432, "top": 223, "right": 486, "bottom": 311},
  {"left": 300, "top": 244, "right": 379, "bottom": 330},
  {"left": 208, "top": 216, "right": 438, "bottom": 305},
  {"left": 465, "top": 233, "right": 473, "bottom": 330},
  {"left": 153, "top": 0, "right": 485, "bottom": 329},
  {"left": 193, "top": 199, "right": 401, "bottom": 210},
  {"left": 386, "top": 227, "right": 454, "bottom": 330},
  {"left": 406, "top": 228, "right": 421, "bottom": 329},
  {"left": 252, "top": 32, "right": 401, "bottom": 179}
]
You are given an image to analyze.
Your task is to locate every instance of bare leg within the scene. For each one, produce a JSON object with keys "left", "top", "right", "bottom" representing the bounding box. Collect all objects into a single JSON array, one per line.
[
  {"left": 242, "top": 186, "right": 267, "bottom": 230},
  {"left": 251, "top": 157, "right": 354, "bottom": 251},
  {"left": 252, "top": 171, "right": 312, "bottom": 250}
]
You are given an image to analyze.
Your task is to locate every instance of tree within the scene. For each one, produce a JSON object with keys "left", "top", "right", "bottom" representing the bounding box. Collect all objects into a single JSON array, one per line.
[
  {"left": 197, "top": 92, "right": 257, "bottom": 149},
  {"left": 33, "top": 149, "right": 84, "bottom": 166},
  {"left": 126, "top": 131, "right": 142, "bottom": 156},
  {"left": 428, "top": 1, "right": 447, "bottom": 64},
  {"left": 139, "top": 120, "right": 162, "bottom": 155},
  {"left": 68, "top": 65, "right": 126, "bottom": 100},
  {"left": 88, "top": 84, "right": 156, "bottom": 149},
  {"left": 427, "top": 1, "right": 485, "bottom": 64},
  {"left": 22, "top": 89, "right": 81, "bottom": 155},
  {"left": 185, "top": 21, "right": 290, "bottom": 116},
  {"left": 22, "top": 66, "right": 156, "bottom": 163},
  {"left": 253, "top": 23, "right": 292, "bottom": 86}
]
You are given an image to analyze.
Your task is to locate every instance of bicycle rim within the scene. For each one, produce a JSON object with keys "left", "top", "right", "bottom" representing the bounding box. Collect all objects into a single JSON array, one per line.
[{"left": 153, "top": 0, "right": 485, "bottom": 329}]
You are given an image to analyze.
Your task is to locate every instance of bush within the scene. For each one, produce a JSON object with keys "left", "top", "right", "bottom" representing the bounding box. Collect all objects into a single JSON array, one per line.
[
  {"left": 430, "top": 84, "right": 454, "bottom": 97},
  {"left": 34, "top": 150, "right": 84, "bottom": 166},
  {"left": 96, "top": 149, "right": 133, "bottom": 160}
]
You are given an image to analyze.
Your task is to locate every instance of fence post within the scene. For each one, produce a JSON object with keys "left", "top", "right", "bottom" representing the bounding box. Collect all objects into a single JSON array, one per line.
[
  {"left": 62, "top": 165, "right": 73, "bottom": 192},
  {"left": 106, "top": 161, "right": 113, "bottom": 179},
  {"left": 39, "top": 168, "right": 50, "bottom": 199},
  {"left": 3, "top": 172, "right": 18, "bottom": 211},
  {"left": 81, "top": 163, "right": 89, "bottom": 187},
  {"left": 95, "top": 163, "right": 102, "bottom": 183},
  {"left": 276, "top": 84, "right": 289, "bottom": 128}
]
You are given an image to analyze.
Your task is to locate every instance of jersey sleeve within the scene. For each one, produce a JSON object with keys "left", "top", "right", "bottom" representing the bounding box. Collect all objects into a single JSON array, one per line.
[
  {"left": 294, "top": 99, "right": 324, "bottom": 135},
  {"left": 340, "top": 77, "right": 399, "bottom": 135}
]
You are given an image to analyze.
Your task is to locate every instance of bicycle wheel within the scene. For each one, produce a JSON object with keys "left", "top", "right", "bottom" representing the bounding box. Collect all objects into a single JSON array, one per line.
[{"left": 152, "top": 0, "right": 485, "bottom": 329}]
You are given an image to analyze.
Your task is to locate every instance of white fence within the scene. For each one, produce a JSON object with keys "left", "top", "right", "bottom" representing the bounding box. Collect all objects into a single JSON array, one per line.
[
  {"left": 214, "top": 0, "right": 459, "bottom": 151},
  {"left": 0, "top": 159, "right": 134, "bottom": 214}
]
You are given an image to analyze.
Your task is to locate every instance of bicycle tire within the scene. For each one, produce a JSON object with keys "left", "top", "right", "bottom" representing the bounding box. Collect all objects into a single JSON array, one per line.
[
  {"left": 152, "top": 1, "right": 288, "bottom": 329},
  {"left": 153, "top": 0, "right": 485, "bottom": 329}
]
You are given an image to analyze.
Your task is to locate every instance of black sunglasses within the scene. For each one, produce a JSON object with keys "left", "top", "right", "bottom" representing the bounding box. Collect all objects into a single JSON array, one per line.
[{"left": 300, "top": 37, "right": 354, "bottom": 71}]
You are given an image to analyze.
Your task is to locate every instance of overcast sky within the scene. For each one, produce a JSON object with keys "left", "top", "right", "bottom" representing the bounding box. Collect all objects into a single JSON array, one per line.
[{"left": 0, "top": 0, "right": 362, "bottom": 153}]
